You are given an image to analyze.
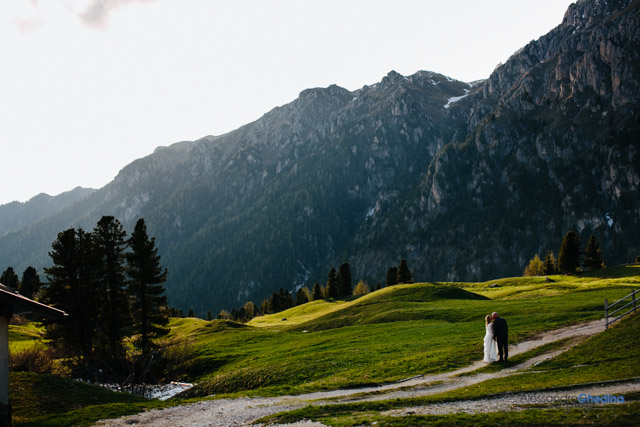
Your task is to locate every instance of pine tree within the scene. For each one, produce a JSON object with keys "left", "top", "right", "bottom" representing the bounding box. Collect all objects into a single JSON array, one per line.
[
  {"left": 583, "top": 235, "right": 604, "bottom": 270},
  {"left": 543, "top": 251, "right": 557, "bottom": 275},
  {"left": 396, "top": 259, "right": 413, "bottom": 284},
  {"left": 385, "top": 266, "right": 398, "bottom": 287},
  {"left": 270, "top": 290, "right": 282, "bottom": 312},
  {"left": 337, "top": 263, "right": 352, "bottom": 297},
  {"left": 237, "top": 306, "right": 247, "bottom": 322},
  {"left": 188, "top": 308, "right": 195, "bottom": 317},
  {"left": 326, "top": 268, "right": 339, "bottom": 298},
  {"left": 0, "top": 267, "right": 19, "bottom": 290},
  {"left": 207, "top": 311, "right": 213, "bottom": 321},
  {"left": 281, "top": 288, "right": 294, "bottom": 309},
  {"left": 19, "top": 266, "right": 41, "bottom": 300},
  {"left": 75, "top": 229, "right": 101, "bottom": 358},
  {"left": 312, "top": 282, "right": 323, "bottom": 300},
  {"left": 126, "top": 218, "right": 170, "bottom": 356},
  {"left": 43, "top": 229, "right": 98, "bottom": 359},
  {"left": 376, "top": 282, "right": 382, "bottom": 290},
  {"left": 353, "top": 279, "right": 370, "bottom": 296},
  {"left": 295, "top": 287, "right": 309, "bottom": 306},
  {"left": 523, "top": 254, "right": 545, "bottom": 276},
  {"left": 558, "top": 231, "right": 581, "bottom": 274},
  {"left": 93, "top": 216, "right": 130, "bottom": 358},
  {"left": 42, "top": 229, "right": 80, "bottom": 354}
]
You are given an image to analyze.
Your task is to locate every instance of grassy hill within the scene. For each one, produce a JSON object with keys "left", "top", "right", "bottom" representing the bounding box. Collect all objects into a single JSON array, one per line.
[
  {"left": 261, "top": 300, "right": 640, "bottom": 426},
  {"left": 177, "top": 266, "right": 638, "bottom": 397},
  {"left": 8, "top": 264, "right": 640, "bottom": 425}
]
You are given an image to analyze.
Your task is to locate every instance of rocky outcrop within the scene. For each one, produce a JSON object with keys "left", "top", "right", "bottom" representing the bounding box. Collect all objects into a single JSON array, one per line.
[{"left": 368, "top": 0, "right": 640, "bottom": 281}]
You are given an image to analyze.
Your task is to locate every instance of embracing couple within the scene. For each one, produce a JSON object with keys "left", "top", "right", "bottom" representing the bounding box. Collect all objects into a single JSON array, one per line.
[{"left": 483, "top": 312, "right": 508, "bottom": 363}]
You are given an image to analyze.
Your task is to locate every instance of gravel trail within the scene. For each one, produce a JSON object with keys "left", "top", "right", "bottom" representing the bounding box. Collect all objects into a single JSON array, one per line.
[
  {"left": 94, "top": 318, "right": 614, "bottom": 426},
  {"left": 384, "top": 380, "right": 640, "bottom": 417}
]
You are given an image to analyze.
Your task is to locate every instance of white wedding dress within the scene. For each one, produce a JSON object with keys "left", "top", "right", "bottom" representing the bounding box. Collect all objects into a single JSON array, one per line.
[{"left": 483, "top": 323, "right": 498, "bottom": 363}]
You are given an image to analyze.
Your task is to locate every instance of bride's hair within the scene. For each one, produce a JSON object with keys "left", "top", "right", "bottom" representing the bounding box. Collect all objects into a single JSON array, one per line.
[{"left": 485, "top": 314, "right": 492, "bottom": 325}]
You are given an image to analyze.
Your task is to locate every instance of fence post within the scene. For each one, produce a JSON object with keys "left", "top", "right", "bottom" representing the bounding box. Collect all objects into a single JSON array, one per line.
[
  {"left": 633, "top": 290, "right": 637, "bottom": 313},
  {"left": 605, "top": 298, "right": 609, "bottom": 330}
]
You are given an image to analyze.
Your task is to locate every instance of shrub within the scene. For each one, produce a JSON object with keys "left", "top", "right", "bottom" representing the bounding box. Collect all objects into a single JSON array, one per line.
[
  {"left": 10, "top": 344, "right": 59, "bottom": 374},
  {"left": 151, "top": 338, "right": 197, "bottom": 382},
  {"left": 9, "top": 315, "right": 29, "bottom": 326}
]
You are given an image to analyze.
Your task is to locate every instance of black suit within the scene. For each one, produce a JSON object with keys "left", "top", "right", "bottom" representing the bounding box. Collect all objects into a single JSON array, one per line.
[{"left": 492, "top": 317, "right": 508, "bottom": 361}]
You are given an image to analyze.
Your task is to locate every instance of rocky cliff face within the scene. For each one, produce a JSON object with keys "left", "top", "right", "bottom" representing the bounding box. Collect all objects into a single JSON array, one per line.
[
  {"left": 0, "top": 0, "right": 638, "bottom": 314},
  {"left": 352, "top": 0, "right": 640, "bottom": 282}
]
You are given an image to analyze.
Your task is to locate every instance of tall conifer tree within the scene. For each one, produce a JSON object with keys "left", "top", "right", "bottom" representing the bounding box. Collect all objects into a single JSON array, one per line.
[
  {"left": 396, "top": 259, "right": 414, "bottom": 284},
  {"left": 295, "top": 287, "right": 309, "bottom": 306},
  {"left": 43, "top": 229, "right": 98, "bottom": 360},
  {"left": 558, "top": 231, "right": 581, "bottom": 274},
  {"left": 326, "top": 268, "right": 339, "bottom": 298},
  {"left": 0, "top": 267, "right": 19, "bottom": 290},
  {"left": 312, "top": 282, "right": 323, "bottom": 300},
  {"left": 93, "top": 216, "right": 130, "bottom": 359},
  {"left": 19, "top": 266, "right": 41, "bottom": 300},
  {"left": 584, "top": 235, "right": 604, "bottom": 270},
  {"left": 43, "top": 229, "right": 80, "bottom": 353},
  {"left": 126, "top": 218, "right": 169, "bottom": 357},
  {"left": 337, "top": 263, "right": 353, "bottom": 297},
  {"left": 386, "top": 266, "right": 398, "bottom": 287},
  {"left": 543, "top": 251, "right": 558, "bottom": 275}
]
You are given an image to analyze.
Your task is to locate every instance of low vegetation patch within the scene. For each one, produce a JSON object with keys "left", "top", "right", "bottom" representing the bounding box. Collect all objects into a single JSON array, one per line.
[{"left": 10, "top": 372, "right": 180, "bottom": 427}]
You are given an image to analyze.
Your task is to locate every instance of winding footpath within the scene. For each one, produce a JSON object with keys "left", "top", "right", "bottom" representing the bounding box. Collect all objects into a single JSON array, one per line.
[{"left": 94, "top": 318, "right": 640, "bottom": 427}]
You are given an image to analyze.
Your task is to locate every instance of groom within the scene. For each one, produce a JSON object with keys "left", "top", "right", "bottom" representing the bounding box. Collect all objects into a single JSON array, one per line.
[{"left": 492, "top": 312, "right": 508, "bottom": 362}]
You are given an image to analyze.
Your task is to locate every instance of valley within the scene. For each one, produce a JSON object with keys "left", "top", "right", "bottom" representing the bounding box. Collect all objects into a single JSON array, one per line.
[{"left": 9, "top": 265, "right": 640, "bottom": 425}]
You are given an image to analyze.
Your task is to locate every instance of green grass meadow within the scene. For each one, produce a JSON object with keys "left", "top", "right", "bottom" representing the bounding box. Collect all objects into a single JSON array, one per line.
[
  {"left": 8, "top": 322, "right": 46, "bottom": 353},
  {"left": 260, "top": 303, "right": 640, "bottom": 426},
  {"left": 8, "top": 264, "right": 640, "bottom": 425}
]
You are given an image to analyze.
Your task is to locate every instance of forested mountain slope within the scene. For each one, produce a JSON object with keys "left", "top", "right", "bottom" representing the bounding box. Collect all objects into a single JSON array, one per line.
[{"left": 0, "top": 0, "right": 638, "bottom": 314}]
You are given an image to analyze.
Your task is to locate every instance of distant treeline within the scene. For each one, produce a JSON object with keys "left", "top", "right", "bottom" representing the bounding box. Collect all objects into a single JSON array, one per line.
[
  {"left": 195, "top": 259, "right": 415, "bottom": 323},
  {"left": 523, "top": 231, "right": 607, "bottom": 276}
]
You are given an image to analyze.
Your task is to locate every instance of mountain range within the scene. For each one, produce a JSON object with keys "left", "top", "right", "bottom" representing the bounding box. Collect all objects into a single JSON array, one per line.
[{"left": 1, "top": 0, "right": 638, "bottom": 315}]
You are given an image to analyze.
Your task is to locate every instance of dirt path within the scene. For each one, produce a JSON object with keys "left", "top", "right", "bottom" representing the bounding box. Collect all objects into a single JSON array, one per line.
[
  {"left": 95, "top": 318, "right": 619, "bottom": 427},
  {"left": 384, "top": 380, "right": 640, "bottom": 417}
]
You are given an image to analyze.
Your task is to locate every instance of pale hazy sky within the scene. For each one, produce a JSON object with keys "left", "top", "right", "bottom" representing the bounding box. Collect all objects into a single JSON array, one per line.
[{"left": 0, "top": 0, "right": 575, "bottom": 205}]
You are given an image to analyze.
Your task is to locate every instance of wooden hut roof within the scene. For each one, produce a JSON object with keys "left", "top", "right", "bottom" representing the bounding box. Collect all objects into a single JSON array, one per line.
[{"left": 0, "top": 283, "right": 67, "bottom": 319}]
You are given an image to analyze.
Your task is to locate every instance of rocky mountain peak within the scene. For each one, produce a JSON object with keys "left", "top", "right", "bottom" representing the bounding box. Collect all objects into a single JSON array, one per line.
[
  {"left": 561, "top": 0, "right": 635, "bottom": 28},
  {"left": 381, "top": 70, "right": 405, "bottom": 86},
  {"left": 298, "top": 84, "right": 352, "bottom": 103}
]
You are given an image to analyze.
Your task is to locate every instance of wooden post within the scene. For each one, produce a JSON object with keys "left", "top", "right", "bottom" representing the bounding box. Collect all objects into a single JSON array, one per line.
[
  {"left": 633, "top": 290, "right": 637, "bottom": 313},
  {"left": 0, "top": 313, "right": 9, "bottom": 425},
  {"left": 604, "top": 298, "right": 609, "bottom": 330}
]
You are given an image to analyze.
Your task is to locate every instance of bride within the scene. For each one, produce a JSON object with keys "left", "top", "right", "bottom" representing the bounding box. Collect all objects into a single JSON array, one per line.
[{"left": 483, "top": 314, "right": 498, "bottom": 363}]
